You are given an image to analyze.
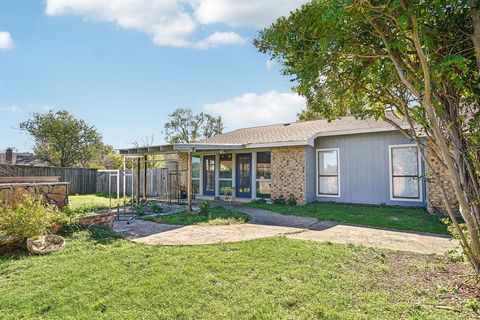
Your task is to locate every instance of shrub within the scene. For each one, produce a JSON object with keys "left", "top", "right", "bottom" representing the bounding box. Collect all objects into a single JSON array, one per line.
[
  {"left": 286, "top": 194, "right": 297, "bottom": 206},
  {"left": 0, "top": 194, "right": 66, "bottom": 240},
  {"left": 133, "top": 204, "right": 146, "bottom": 216},
  {"left": 199, "top": 200, "right": 211, "bottom": 215},
  {"left": 150, "top": 203, "right": 163, "bottom": 213},
  {"left": 253, "top": 198, "right": 267, "bottom": 204},
  {"left": 273, "top": 196, "right": 285, "bottom": 205}
]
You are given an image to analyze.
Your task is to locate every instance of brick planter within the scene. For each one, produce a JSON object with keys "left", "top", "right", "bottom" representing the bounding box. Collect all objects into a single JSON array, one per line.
[{"left": 76, "top": 212, "right": 115, "bottom": 229}]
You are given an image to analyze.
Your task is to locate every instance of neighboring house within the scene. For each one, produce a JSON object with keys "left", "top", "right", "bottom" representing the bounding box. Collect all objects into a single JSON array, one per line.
[
  {"left": 119, "top": 115, "right": 450, "bottom": 213},
  {"left": 0, "top": 148, "right": 45, "bottom": 166}
]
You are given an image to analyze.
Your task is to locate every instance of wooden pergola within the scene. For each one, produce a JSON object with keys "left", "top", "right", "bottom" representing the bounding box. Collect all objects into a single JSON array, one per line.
[
  {"left": 118, "top": 144, "right": 194, "bottom": 212},
  {"left": 118, "top": 143, "right": 243, "bottom": 212}
]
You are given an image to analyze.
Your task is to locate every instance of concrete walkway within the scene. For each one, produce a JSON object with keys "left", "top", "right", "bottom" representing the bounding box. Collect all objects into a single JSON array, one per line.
[
  {"left": 287, "top": 225, "right": 458, "bottom": 255},
  {"left": 113, "top": 205, "right": 459, "bottom": 254}
]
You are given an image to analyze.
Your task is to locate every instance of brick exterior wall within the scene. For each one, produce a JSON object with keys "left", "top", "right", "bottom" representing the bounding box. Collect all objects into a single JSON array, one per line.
[
  {"left": 76, "top": 212, "right": 115, "bottom": 228},
  {"left": 271, "top": 146, "right": 306, "bottom": 204},
  {"left": 426, "top": 142, "right": 459, "bottom": 215}
]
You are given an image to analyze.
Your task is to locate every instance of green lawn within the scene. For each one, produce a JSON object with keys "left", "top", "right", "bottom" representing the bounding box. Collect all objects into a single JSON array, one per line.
[
  {"left": 65, "top": 194, "right": 129, "bottom": 217},
  {"left": 141, "top": 206, "right": 250, "bottom": 225},
  {"left": 247, "top": 202, "right": 449, "bottom": 235},
  {"left": 0, "top": 228, "right": 476, "bottom": 319}
]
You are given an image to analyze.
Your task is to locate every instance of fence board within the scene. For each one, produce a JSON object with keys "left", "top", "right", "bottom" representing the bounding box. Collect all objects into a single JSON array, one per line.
[
  {"left": 0, "top": 162, "right": 182, "bottom": 197},
  {"left": 95, "top": 168, "right": 177, "bottom": 198},
  {"left": 0, "top": 165, "right": 97, "bottom": 195}
]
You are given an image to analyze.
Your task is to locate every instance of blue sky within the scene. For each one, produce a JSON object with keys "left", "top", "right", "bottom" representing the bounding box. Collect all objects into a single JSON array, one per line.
[{"left": 0, "top": 0, "right": 307, "bottom": 152}]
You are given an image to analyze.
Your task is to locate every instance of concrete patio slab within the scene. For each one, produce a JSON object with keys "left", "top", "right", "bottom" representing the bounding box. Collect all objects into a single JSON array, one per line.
[
  {"left": 114, "top": 220, "right": 183, "bottom": 240},
  {"left": 225, "top": 204, "right": 318, "bottom": 228},
  {"left": 286, "top": 224, "right": 459, "bottom": 255},
  {"left": 113, "top": 205, "right": 459, "bottom": 255},
  {"left": 132, "top": 223, "right": 302, "bottom": 246}
]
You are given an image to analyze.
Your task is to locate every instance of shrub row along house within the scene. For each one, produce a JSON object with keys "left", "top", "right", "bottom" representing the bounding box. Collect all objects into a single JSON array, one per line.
[{"left": 119, "top": 115, "right": 452, "bottom": 213}]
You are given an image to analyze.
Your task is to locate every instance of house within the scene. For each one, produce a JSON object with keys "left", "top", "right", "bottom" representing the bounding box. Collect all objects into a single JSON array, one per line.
[
  {"left": 0, "top": 148, "right": 45, "bottom": 166},
  {"left": 119, "top": 115, "right": 450, "bottom": 213}
]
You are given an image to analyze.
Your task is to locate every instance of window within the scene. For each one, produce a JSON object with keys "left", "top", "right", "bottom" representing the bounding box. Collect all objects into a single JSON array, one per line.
[
  {"left": 390, "top": 145, "right": 421, "bottom": 200},
  {"left": 317, "top": 149, "right": 339, "bottom": 196},
  {"left": 256, "top": 152, "right": 272, "bottom": 198},
  {"left": 191, "top": 156, "right": 200, "bottom": 194},
  {"left": 219, "top": 154, "right": 233, "bottom": 196}
]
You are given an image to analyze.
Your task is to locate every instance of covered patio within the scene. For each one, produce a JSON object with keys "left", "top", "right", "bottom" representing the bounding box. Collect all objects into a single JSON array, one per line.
[{"left": 118, "top": 142, "right": 274, "bottom": 211}]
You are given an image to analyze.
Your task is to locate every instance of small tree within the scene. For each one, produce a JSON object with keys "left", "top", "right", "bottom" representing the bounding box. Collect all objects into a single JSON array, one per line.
[
  {"left": 88, "top": 145, "right": 123, "bottom": 170},
  {"left": 164, "top": 108, "right": 223, "bottom": 144},
  {"left": 255, "top": 0, "right": 480, "bottom": 272},
  {"left": 20, "top": 110, "right": 104, "bottom": 167}
]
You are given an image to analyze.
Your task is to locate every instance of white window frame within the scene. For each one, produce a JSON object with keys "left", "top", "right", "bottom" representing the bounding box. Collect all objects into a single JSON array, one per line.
[
  {"left": 255, "top": 151, "right": 272, "bottom": 199},
  {"left": 388, "top": 144, "right": 423, "bottom": 202},
  {"left": 219, "top": 153, "right": 233, "bottom": 197},
  {"left": 316, "top": 148, "right": 341, "bottom": 198}
]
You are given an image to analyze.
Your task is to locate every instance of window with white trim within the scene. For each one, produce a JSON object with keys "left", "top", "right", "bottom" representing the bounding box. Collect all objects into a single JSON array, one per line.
[
  {"left": 256, "top": 152, "right": 272, "bottom": 198},
  {"left": 219, "top": 153, "right": 233, "bottom": 196},
  {"left": 390, "top": 145, "right": 421, "bottom": 200},
  {"left": 317, "top": 149, "right": 339, "bottom": 196},
  {"left": 191, "top": 156, "right": 200, "bottom": 194}
]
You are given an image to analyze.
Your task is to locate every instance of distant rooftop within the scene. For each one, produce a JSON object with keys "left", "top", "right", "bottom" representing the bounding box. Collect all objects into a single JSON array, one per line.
[{"left": 0, "top": 151, "right": 46, "bottom": 166}]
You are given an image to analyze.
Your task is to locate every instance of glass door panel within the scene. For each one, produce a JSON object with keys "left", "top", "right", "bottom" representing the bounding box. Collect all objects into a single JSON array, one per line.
[
  {"left": 236, "top": 153, "right": 252, "bottom": 198},
  {"left": 203, "top": 155, "right": 215, "bottom": 195}
]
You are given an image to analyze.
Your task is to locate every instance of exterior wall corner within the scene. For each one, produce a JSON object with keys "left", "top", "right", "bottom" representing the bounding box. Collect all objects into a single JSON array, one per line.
[
  {"left": 426, "top": 141, "right": 459, "bottom": 215},
  {"left": 271, "top": 146, "right": 306, "bottom": 204}
]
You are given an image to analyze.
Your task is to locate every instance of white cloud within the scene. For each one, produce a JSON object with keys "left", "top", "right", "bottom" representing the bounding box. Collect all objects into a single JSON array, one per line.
[
  {"left": 204, "top": 91, "right": 306, "bottom": 129},
  {"left": 45, "top": 0, "right": 248, "bottom": 49},
  {"left": 0, "top": 32, "right": 15, "bottom": 50},
  {"left": 46, "top": 0, "right": 197, "bottom": 48},
  {"left": 1, "top": 105, "right": 23, "bottom": 113},
  {"left": 45, "top": 0, "right": 308, "bottom": 48},
  {"left": 194, "top": 31, "right": 246, "bottom": 49},
  {"left": 266, "top": 59, "right": 275, "bottom": 70},
  {"left": 193, "top": 0, "right": 308, "bottom": 28}
]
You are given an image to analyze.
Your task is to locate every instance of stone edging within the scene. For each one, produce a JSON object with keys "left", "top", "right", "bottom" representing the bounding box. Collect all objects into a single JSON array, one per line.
[{"left": 76, "top": 212, "right": 115, "bottom": 228}]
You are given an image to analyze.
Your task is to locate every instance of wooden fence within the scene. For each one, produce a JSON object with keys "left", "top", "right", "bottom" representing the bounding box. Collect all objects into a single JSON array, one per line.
[
  {"left": 0, "top": 162, "right": 183, "bottom": 197},
  {"left": 0, "top": 165, "right": 97, "bottom": 195},
  {"left": 96, "top": 168, "right": 181, "bottom": 198}
]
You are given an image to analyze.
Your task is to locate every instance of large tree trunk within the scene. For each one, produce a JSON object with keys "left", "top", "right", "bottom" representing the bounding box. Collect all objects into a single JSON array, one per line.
[
  {"left": 384, "top": 1, "right": 480, "bottom": 273},
  {"left": 472, "top": 0, "right": 480, "bottom": 72}
]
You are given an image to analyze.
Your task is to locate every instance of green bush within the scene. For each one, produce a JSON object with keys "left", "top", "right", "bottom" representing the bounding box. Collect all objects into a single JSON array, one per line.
[
  {"left": 0, "top": 195, "right": 66, "bottom": 240},
  {"left": 273, "top": 196, "right": 285, "bottom": 205},
  {"left": 150, "top": 203, "right": 163, "bottom": 213},
  {"left": 286, "top": 194, "right": 297, "bottom": 206},
  {"left": 199, "top": 200, "right": 211, "bottom": 215}
]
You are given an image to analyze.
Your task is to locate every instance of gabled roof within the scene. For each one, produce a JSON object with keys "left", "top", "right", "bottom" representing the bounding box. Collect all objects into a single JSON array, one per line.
[
  {"left": 117, "top": 114, "right": 409, "bottom": 154},
  {"left": 198, "top": 115, "right": 408, "bottom": 148}
]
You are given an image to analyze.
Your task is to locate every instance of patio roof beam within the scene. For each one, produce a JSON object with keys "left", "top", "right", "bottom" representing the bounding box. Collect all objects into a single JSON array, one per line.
[
  {"left": 118, "top": 144, "right": 175, "bottom": 155},
  {"left": 173, "top": 143, "right": 245, "bottom": 152}
]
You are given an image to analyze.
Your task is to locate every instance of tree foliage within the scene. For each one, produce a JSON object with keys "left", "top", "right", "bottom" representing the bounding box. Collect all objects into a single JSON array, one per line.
[
  {"left": 20, "top": 110, "right": 110, "bottom": 168},
  {"left": 164, "top": 108, "right": 223, "bottom": 144},
  {"left": 255, "top": 0, "right": 480, "bottom": 273}
]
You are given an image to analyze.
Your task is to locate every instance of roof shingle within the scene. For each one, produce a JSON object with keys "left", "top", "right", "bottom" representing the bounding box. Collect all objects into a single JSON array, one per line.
[{"left": 200, "top": 115, "right": 406, "bottom": 146}]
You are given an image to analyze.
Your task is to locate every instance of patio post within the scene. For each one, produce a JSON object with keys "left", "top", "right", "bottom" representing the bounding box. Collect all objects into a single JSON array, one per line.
[
  {"left": 143, "top": 154, "right": 148, "bottom": 201},
  {"left": 187, "top": 151, "right": 192, "bottom": 212},
  {"left": 136, "top": 157, "right": 141, "bottom": 204}
]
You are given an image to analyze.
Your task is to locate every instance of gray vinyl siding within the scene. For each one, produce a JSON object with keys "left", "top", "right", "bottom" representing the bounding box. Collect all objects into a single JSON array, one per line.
[{"left": 308, "top": 131, "right": 427, "bottom": 207}]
